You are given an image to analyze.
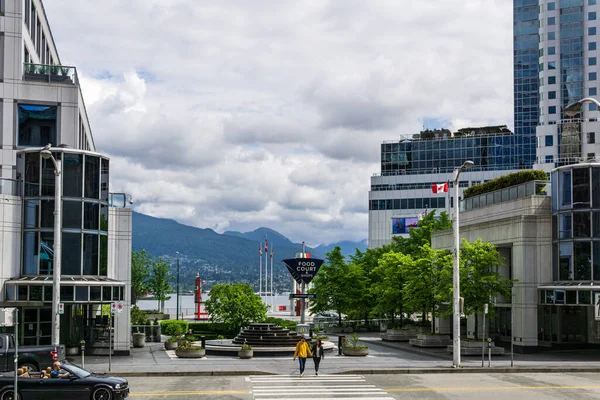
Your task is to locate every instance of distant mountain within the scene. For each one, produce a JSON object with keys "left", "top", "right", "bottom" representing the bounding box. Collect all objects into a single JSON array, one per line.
[{"left": 314, "top": 240, "right": 368, "bottom": 260}]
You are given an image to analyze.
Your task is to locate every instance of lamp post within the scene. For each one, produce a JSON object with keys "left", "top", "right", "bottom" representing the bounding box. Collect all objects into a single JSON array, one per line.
[
  {"left": 564, "top": 97, "right": 600, "bottom": 117},
  {"left": 41, "top": 144, "right": 62, "bottom": 347},
  {"left": 176, "top": 252, "right": 180, "bottom": 320},
  {"left": 452, "top": 160, "right": 474, "bottom": 368}
]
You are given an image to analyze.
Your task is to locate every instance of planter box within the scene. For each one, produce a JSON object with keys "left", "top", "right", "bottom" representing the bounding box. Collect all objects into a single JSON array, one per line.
[
  {"left": 381, "top": 329, "right": 417, "bottom": 342},
  {"left": 175, "top": 348, "right": 206, "bottom": 358},
  {"left": 342, "top": 347, "right": 370, "bottom": 356},
  {"left": 164, "top": 341, "right": 178, "bottom": 350},
  {"left": 409, "top": 334, "right": 452, "bottom": 348},
  {"left": 446, "top": 341, "right": 506, "bottom": 356},
  {"left": 132, "top": 333, "right": 146, "bottom": 348},
  {"left": 238, "top": 349, "right": 253, "bottom": 359}
]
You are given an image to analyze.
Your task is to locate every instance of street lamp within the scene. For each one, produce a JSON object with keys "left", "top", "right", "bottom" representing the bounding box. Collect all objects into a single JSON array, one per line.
[
  {"left": 41, "top": 144, "right": 62, "bottom": 347},
  {"left": 564, "top": 97, "right": 600, "bottom": 117},
  {"left": 452, "top": 159, "right": 474, "bottom": 368},
  {"left": 176, "top": 252, "right": 180, "bottom": 320}
]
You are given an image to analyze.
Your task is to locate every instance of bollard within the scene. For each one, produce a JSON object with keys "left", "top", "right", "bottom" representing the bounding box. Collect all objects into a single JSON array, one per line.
[
  {"left": 309, "top": 328, "right": 314, "bottom": 338},
  {"left": 201, "top": 336, "right": 206, "bottom": 349},
  {"left": 80, "top": 340, "right": 86, "bottom": 369},
  {"left": 338, "top": 335, "right": 345, "bottom": 356}
]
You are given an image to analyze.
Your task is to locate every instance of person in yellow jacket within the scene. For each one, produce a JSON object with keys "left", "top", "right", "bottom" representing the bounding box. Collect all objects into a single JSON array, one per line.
[{"left": 293, "top": 336, "right": 312, "bottom": 377}]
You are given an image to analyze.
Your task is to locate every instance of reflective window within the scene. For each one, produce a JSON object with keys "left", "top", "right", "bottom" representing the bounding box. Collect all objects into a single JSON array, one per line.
[
  {"left": 549, "top": 2, "right": 556, "bottom": 10},
  {"left": 22, "top": 232, "right": 38, "bottom": 275},
  {"left": 590, "top": 26, "right": 597, "bottom": 35},
  {"left": 83, "top": 234, "right": 98, "bottom": 275},
  {"left": 101, "top": 158, "right": 109, "bottom": 202},
  {"left": 548, "top": 16, "right": 556, "bottom": 25},
  {"left": 76, "top": 286, "right": 88, "bottom": 302},
  {"left": 545, "top": 135, "right": 553, "bottom": 146},
  {"left": 63, "top": 153, "right": 83, "bottom": 197},
  {"left": 549, "top": 76, "right": 556, "bottom": 84},
  {"left": 62, "top": 200, "right": 82, "bottom": 229},
  {"left": 574, "top": 242, "right": 592, "bottom": 280},
  {"left": 84, "top": 203, "right": 99, "bottom": 230},
  {"left": 573, "top": 212, "right": 591, "bottom": 237},
  {"left": 549, "top": 106, "right": 557, "bottom": 114},
  {"left": 560, "top": 170, "right": 572, "bottom": 210},
  {"left": 84, "top": 156, "right": 99, "bottom": 199},
  {"left": 41, "top": 155, "right": 58, "bottom": 196},
  {"left": 100, "top": 205, "right": 108, "bottom": 232},
  {"left": 29, "top": 286, "right": 42, "bottom": 301},
  {"left": 102, "top": 286, "right": 111, "bottom": 302},
  {"left": 60, "top": 286, "right": 74, "bottom": 302},
  {"left": 593, "top": 167, "right": 600, "bottom": 207},
  {"left": 590, "top": 42, "right": 597, "bottom": 51},
  {"left": 560, "top": 214, "right": 572, "bottom": 238},
  {"left": 573, "top": 167, "right": 590, "bottom": 208},
  {"left": 23, "top": 200, "right": 39, "bottom": 229},
  {"left": 591, "top": 88, "right": 598, "bottom": 96},
  {"left": 100, "top": 235, "right": 108, "bottom": 276},
  {"left": 40, "top": 199, "right": 54, "bottom": 228},
  {"left": 591, "top": 72, "right": 598, "bottom": 81},
  {"left": 62, "top": 232, "right": 81, "bottom": 275},
  {"left": 590, "top": 11, "right": 597, "bottom": 20},
  {"left": 17, "top": 105, "right": 57, "bottom": 147},
  {"left": 39, "top": 232, "right": 54, "bottom": 275},
  {"left": 559, "top": 242, "right": 573, "bottom": 280},
  {"left": 549, "top": 91, "right": 556, "bottom": 99},
  {"left": 594, "top": 242, "right": 600, "bottom": 280},
  {"left": 548, "top": 46, "right": 555, "bottom": 55},
  {"left": 549, "top": 31, "right": 556, "bottom": 40},
  {"left": 24, "top": 153, "right": 39, "bottom": 196},
  {"left": 590, "top": 57, "right": 597, "bottom": 66},
  {"left": 90, "top": 286, "right": 101, "bottom": 301}
]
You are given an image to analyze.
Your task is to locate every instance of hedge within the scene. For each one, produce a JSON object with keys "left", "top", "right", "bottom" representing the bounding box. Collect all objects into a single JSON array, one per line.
[
  {"left": 159, "top": 320, "right": 188, "bottom": 336},
  {"left": 263, "top": 317, "right": 297, "bottom": 331},
  {"left": 462, "top": 170, "right": 548, "bottom": 199}
]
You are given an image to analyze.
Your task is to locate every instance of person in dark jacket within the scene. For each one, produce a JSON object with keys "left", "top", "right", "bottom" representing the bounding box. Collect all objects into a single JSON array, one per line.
[{"left": 311, "top": 339, "right": 324, "bottom": 375}]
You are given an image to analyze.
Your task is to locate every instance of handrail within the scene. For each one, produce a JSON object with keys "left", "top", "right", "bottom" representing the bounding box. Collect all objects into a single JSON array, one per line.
[{"left": 461, "top": 180, "right": 549, "bottom": 212}]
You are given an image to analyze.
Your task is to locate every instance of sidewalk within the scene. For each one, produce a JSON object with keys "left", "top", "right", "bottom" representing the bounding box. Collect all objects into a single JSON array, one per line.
[{"left": 68, "top": 332, "right": 600, "bottom": 377}]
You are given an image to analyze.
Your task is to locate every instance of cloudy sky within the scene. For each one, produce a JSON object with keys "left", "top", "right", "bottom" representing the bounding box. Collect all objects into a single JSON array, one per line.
[{"left": 43, "top": 0, "right": 513, "bottom": 245}]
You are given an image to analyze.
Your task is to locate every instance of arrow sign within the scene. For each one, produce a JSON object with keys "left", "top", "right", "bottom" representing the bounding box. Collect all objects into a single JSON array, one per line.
[
  {"left": 289, "top": 293, "right": 317, "bottom": 299},
  {"left": 282, "top": 258, "right": 324, "bottom": 284}
]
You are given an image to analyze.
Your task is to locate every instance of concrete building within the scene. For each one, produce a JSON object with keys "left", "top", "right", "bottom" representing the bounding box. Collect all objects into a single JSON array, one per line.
[
  {"left": 369, "top": 126, "right": 525, "bottom": 248},
  {"left": 0, "top": 0, "right": 132, "bottom": 354}
]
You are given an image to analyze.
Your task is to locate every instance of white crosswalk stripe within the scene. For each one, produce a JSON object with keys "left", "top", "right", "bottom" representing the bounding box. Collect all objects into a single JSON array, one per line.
[{"left": 249, "top": 374, "right": 394, "bottom": 400}]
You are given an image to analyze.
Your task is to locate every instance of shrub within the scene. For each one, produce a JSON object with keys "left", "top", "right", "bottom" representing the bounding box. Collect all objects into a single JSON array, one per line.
[
  {"left": 131, "top": 305, "right": 149, "bottom": 326},
  {"left": 463, "top": 170, "right": 548, "bottom": 199},
  {"left": 178, "top": 340, "right": 203, "bottom": 351},
  {"left": 263, "top": 317, "right": 297, "bottom": 331},
  {"left": 166, "top": 336, "right": 179, "bottom": 343},
  {"left": 160, "top": 320, "right": 188, "bottom": 336},
  {"left": 343, "top": 333, "right": 368, "bottom": 349},
  {"left": 240, "top": 343, "right": 252, "bottom": 350}
]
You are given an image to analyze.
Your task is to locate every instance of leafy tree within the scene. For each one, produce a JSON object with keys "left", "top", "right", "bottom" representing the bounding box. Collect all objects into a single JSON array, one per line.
[
  {"left": 205, "top": 283, "right": 267, "bottom": 330},
  {"left": 131, "top": 248, "right": 152, "bottom": 305},
  {"left": 392, "top": 211, "right": 451, "bottom": 255},
  {"left": 371, "top": 250, "right": 411, "bottom": 326},
  {"left": 457, "top": 238, "right": 513, "bottom": 339},
  {"left": 309, "top": 247, "right": 365, "bottom": 326},
  {"left": 147, "top": 257, "right": 172, "bottom": 313}
]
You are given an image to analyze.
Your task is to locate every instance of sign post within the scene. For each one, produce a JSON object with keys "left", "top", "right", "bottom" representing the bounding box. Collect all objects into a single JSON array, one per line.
[
  {"left": 487, "top": 337, "right": 492, "bottom": 367},
  {"left": 283, "top": 251, "right": 324, "bottom": 326},
  {"left": 482, "top": 303, "right": 488, "bottom": 367},
  {"left": 13, "top": 308, "right": 18, "bottom": 397}
]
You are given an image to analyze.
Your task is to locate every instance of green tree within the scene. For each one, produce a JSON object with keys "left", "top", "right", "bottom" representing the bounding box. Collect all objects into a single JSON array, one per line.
[
  {"left": 131, "top": 248, "right": 152, "bottom": 305},
  {"left": 205, "top": 283, "right": 267, "bottom": 330},
  {"left": 371, "top": 250, "right": 411, "bottom": 326},
  {"left": 309, "top": 246, "right": 365, "bottom": 326},
  {"left": 148, "top": 257, "right": 172, "bottom": 313},
  {"left": 457, "top": 238, "right": 513, "bottom": 339}
]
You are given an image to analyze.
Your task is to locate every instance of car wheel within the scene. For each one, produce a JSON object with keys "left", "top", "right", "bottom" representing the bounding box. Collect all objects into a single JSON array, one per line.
[
  {"left": 20, "top": 362, "right": 37, "bottom": 372},
  {"left": 92, "top": 387, "right": 112, "bottom": 400},
  {"left": 0, "top": 389, "right": 20, "bottom": 400}
]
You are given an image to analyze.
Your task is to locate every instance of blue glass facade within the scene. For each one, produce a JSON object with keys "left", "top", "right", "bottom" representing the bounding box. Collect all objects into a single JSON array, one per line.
[{"left": 514, "top": 0, "right": 539, "bottom": 168}]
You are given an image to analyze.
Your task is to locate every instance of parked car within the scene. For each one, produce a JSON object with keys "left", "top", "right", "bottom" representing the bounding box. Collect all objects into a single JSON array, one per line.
[
  {"left": 0, "top": 361, "right": 129, "bottom": 400},
  {"left": 0, "top": 334, "right": 64, "bottom": 372}
]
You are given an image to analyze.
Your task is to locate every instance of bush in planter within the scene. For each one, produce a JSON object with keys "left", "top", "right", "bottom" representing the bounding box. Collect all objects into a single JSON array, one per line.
[
  {"left": 342, "top": 333, "right": 369, "bottom": 356},
  {"left": 238, "top": 343, "right": 253, "bottom": 359},
  {"left": 164, "top": 336, "right": 179, "bottom": 350},
  {"left": 160, "top": 320, "right": 188, "bottom": 336},
  {"left": 65, "top": 337, "right": 80, "bottom": 355},
  {"left": 175, "top": 340, "right": 205, "bottom": 358}
]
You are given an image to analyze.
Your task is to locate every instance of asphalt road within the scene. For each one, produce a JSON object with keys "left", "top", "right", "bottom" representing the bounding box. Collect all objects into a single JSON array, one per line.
[{"left": 126, "top": 372, "right": 600, "bottom": 400}]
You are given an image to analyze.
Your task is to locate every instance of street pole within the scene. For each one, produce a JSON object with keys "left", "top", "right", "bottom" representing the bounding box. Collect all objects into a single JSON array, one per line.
[
  {"left": 13, "top": 308, "right": 18, "bottom": 396},
  {"left": 41, "top": 147, "right": 62, "bottom": 347},
  {"left": 511, "top": 286, "right": 515, "bottom": 367},
  {"left": 176, "top": 252, "right": 180, "bottom": 320},
  {"left": 300, "top": 241, "right": 306, "bottom": 324}
]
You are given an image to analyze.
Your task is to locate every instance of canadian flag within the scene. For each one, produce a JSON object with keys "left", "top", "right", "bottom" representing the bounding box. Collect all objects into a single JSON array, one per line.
[{"left": 432, "top": 182, "right": 449, "bottom": 193}]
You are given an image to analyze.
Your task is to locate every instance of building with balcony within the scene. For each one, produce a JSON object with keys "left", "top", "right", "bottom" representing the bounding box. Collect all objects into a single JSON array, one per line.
[
  {"left": 368, "top": 126, "right": 526, "bottom": 248},
  {"left": 0, "top": 0, "right": 132, "bottom": 354}
]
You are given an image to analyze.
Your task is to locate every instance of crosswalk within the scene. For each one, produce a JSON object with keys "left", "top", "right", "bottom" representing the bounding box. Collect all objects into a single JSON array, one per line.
[{"left": 248, "top": 374, "right": 394, "bottom": 400}]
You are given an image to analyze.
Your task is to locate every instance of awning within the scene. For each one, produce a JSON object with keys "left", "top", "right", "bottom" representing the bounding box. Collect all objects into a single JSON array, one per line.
[{"left": 4, "top": 277, "right": 126, "bottom": 303}]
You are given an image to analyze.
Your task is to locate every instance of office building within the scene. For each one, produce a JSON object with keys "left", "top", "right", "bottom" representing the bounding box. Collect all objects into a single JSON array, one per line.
[{"left": 0, "top": 0, "right": 132, "bottom": 354}]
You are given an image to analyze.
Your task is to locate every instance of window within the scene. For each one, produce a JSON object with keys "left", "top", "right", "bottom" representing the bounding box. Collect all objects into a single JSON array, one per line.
[
  {"left": 588, "top": 132, "right": 596, "bottom": 144},
  {"left": 590, "top": 27, "right": 597, "bottom": 35},
  {"left": 549, "top": 76, "right": 557, "bottom": 84},
  {"left": 549, "top": 61, "right": 556, "bottom": 69},
  {"left": 591, "top": 72, "right": 598, "bottom": 81},
  {"left": 548, "top": 46, "right": 556, "bottom": 55},
  {"left": 540, "top": 77, "right": 544, "bottom": 87},
  {"left": 549, "top": 31, "right": 556, "bottom": 40},
  {"left": 590, "top": 12, "right": 597, "bottom": 21},
  {"left": 549, "top": 106, "right": 557, "bottom": 114},
  {"left": 17, "top": 105, "right": 57, "bottom": 147},
  {"left": 590, "top": 103, "right": 598, "bottom": 111},
  {"left": 548, "top": 17, "right": 556, "bottom": 25},
  {"left": 540, "top": 63, "right": 544, "bottom": 71},
  {"left": 590, "top": 42, "right": 597, "bottom": 51},
  {"left": 590, "top": 87, "right": 598, "bottom": 96},
  {"left": 546, "top": 155, "right": 554, "bottom": 163},
  {"left": 588, "top": 153, "right": 596, "bottom": 160},
  {"left": 549, "top": 91, "right": 557, "bottom": 99},
  {"left": 539, "top": 48, "right": 544, "bottom": 57},
  {"left": 590, "top": 57, "right": 597, "bottom": 66},
  {"left": 545, "top": 135, "right": 554, "bottom": 146},
  {"left": 548, "top": 1, "right": 556, "bottom": 10},
  {"left": 591, "top": 0, "right": 598, "bottom": 5}
]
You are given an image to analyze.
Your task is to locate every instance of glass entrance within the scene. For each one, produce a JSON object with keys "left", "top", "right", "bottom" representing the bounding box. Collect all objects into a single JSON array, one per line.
[{"left": 22, "top": 308, "right": 52, "bottom": 345}]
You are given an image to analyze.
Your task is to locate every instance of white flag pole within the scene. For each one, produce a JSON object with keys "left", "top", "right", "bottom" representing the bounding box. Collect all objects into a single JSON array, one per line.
[
  {"left": 270, "top": 246, "right": 274, "bottom": 310},
  {"left": 259, "top": 243, "right": 263, "bottom": 299}
]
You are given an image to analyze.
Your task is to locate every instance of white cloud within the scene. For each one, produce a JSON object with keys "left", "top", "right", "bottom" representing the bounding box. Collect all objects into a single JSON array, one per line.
[{"left": 44, "top": 0, "right": 513, "bottom": 244}]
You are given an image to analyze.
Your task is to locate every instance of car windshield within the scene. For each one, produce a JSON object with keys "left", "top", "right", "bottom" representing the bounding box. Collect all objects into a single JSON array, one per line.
[{"left": 63, "top": 363, "right": 91, "bottom": 378}]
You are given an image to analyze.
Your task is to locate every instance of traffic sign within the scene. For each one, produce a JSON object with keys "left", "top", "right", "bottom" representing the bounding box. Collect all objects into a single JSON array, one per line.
[
  {"left": 289, "top": 293, "right": 317, "bottom": 299},
  {"left": 58, "top": 303, "right": 64, "bottom": 315},
  {"left": 283, "top": 257, "right": 324, "bottom": 284},
  {"left": 484, "top": 303, "right": 488, "bottom": 314},
  {"left": 117, "top": 302, "right": 123, "bottom": 314},
  {"left": 111, "top": 303, "right": 117, "bottom": 314}
]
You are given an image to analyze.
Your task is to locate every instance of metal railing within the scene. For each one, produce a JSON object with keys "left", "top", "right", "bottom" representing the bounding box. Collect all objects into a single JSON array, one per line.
[
  {"left": 130, "top": 325, "right": 161, "bottom": 342},
  {"left": 461, "top": 180, "right": 549, "bottom": 212},
  {"left": 23, "top": 63, "right": 78, "bottom": 85},
  {"left": 0, "top": 179, "right": 20, "bottom": 196},
  {"left": 108, "top": 193, "right": 133, "bottom": 208}
]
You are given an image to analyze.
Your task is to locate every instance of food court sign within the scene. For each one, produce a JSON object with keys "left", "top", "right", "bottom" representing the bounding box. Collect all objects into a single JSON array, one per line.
[{"left": 283, "top": 258, "right": 324, "bottom": 285}]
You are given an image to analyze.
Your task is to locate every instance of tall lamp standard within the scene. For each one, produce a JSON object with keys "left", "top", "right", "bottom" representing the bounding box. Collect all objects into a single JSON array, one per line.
[
  {"left": 564, "top": 97, "right": 600, "bottom": 117},
  {"left": 452, "top": 160, "right": 474, "bottom": 368},
  {"left": 176, "top": 252, "right": 180, "bottom": 320},
  {"left": 41, "top": 144, "right": 62, "bottom": 347}
]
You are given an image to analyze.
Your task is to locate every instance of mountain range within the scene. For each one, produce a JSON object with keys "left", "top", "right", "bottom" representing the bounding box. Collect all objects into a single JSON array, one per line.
[{"left": 131, "top": 211, "right": 367, "bottom": 290}]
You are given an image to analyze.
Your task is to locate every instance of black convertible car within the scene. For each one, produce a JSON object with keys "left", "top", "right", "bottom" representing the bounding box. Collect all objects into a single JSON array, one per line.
[{"left": 0, "top": 362, "right": 128, "bottom": 400}]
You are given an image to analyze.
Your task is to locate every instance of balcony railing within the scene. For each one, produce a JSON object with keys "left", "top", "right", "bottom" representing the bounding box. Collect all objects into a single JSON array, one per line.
[
  {"left": 109, "top": 193, "right": 133, "bottom": 208},
  {"left": 461, "top": 180, "right": 550, "bottom": 212},
  {"left": 23, "top": 63, "right": 78, "bottom": 85},
  {"left": 0, "top": 179, "right": 20, "bottom": 196}
]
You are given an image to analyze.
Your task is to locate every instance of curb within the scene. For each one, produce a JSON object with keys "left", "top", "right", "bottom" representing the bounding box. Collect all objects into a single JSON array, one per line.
[{"left": 99, "top": 367, "right": 600, "bottom": 377}]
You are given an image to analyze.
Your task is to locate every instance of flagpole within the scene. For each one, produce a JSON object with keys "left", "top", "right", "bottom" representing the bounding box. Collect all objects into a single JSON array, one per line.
[
  {"left": 447, "top": 180, "right": 450, "bottom": 216},
  {"left": 270, "top": 246, "right": 274, "bottom": 310},
  {"left": 259, "top": 243, "right": 262, "bottom": 299},
  {"left": 265, "top": 236, "right": 269, "bottom": 310}
]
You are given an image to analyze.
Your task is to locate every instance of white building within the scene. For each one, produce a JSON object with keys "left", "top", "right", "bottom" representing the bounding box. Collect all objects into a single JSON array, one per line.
[{"left": 0, "top": 0, "right": 132, "bottom": 355}]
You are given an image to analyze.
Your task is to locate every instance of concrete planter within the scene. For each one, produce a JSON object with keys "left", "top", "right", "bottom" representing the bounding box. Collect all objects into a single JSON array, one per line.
[
  {"left": 164, "top": 341, "right": 178, "bottom": 350},
  {"left": 342, "top": 347, "right": 370, "bottom": 356},
  {"left": 175, "top": 348, "right": 206, "bottom": 358},
  {"left": 238, "top": 349, "right": 253, "bottom": 359},
  {"left": 66, "top": 347, "right": 78, "bottom": 356},
  {"left": 132, "top": 333, "right": 146, "bottom": 348}
]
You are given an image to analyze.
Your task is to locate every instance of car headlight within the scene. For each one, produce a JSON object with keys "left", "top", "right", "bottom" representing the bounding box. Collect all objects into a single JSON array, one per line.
[{"left": 114, "top": 383, "right": 123, "bottom": 389}]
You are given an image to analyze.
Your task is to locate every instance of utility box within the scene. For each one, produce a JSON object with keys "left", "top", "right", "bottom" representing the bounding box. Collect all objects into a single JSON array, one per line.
[{"left": 0, "top": 308, "right": 15, "bottom": 327}]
